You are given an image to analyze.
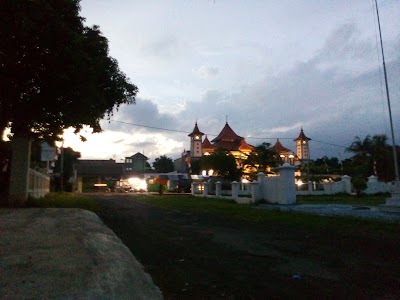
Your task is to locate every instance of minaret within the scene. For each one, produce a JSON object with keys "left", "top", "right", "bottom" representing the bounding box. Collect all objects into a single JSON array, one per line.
[
  {"left": 293, "top": 127, "right": 311, "bottom": 161},
  {"left": 188, "top": 122, "right": 204, "bottom": 158}
]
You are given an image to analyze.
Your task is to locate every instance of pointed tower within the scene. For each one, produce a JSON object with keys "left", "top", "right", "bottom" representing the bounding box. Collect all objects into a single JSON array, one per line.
[
  {"left": 188, "top": 122, "right": 204, "bottom": 158},
  {"left": 293, "top": 128, "right": 311, "bottom": 161},
  {"left": 202, "top": 135, "right": 214, "bottom": 155}
]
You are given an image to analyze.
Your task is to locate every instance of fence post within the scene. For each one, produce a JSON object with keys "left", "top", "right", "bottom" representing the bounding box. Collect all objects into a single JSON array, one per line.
[
  {"left": 307, "top": 181, "right": 313, "bottom": 193},
  {"left": 231, "top": 181, "right": 239, "bottom": 200},
  {"left": 203, "top": 181, "right": 209, "bottom": 197},
  {"left": 191, "top": 182, "right": 199, "bottom": 196},
  {"left": 341, "top": 175, "right": 352, "bottom": 194},
  {"left": 276, "top": 163, "right": 296, "bottom": 204},
  {"left": 215, "top": 181, "right": 221, "bottom": 197},
  {"left": 250, "top": 181, "right": 259, "bottom": 203}
]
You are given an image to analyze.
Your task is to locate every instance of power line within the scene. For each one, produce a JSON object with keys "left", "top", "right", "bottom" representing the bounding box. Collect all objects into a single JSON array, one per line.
[
  {"left": 108, "top": 119, "right": 348, "bottom": 149},
  {"left": 110, "top": 120, "right": 192, "bottom": 134},
  {"left": 311, "top": 139, "right": 347, "bottom": 149}
]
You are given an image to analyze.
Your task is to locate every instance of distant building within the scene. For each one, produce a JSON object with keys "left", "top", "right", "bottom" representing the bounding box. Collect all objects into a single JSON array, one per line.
[
  {"left": 73, "top": 159, "right": 124, "bottom": 192},
  {"left": 272, "top": 139, "right": 297, "bottom": 165},
  {"left": 175, "top": 122, "right": 311, "bottom": 174},
  {"left": 123, "top": 152, "right": 152, "bottom": 176},
  {"left": 175, "top": 121, "right": 254, "bottom": 173},
  {"left": 293, "top": 127, "right": 311, "bottom": 161}
]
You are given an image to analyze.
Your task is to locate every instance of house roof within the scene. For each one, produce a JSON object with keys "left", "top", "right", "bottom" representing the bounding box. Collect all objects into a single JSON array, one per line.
[
  {"left": 212, "top": 140, "right": 245, "bottom": 151},
  {"left": 211, "top": 122, "right": 243, "bottom": 143},
  {"left": 74, "top": 160, "right": 124, "bottom": 176},
  {"left": 127, "top": 152, "right": 148, "bottom": 160},
  {"left": 238, "top": 139, "right": 254, "bottom": 151},
  {"left": 293, "top": 128, "right": 311, "bottom": 141},
  {"left": 188, "top": 122, "right": 204, "bottom": 137}
]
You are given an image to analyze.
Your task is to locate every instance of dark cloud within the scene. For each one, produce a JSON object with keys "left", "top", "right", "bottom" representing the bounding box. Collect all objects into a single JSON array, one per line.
[
  {"left": 172, "top": 23, "right": 400, "bottom": 159},
  {"left": 96, "top": 23, "right": 399, "bottom": 162},
  {"left": 106, "top": 98, "right": 181, "bottom": 136}
]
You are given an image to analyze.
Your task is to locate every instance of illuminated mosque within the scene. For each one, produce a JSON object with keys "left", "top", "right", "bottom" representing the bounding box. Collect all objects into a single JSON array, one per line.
[{"left": 174, "top": 121, "right": 311, "bottom": 174}]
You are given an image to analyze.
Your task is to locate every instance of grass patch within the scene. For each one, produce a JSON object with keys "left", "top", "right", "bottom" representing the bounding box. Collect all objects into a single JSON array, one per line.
[
  {"left": 26, "top": 193, "right": 400, "bottom": 239},
  {"left": 296, "top": 194, "right": 388, "bottom": 206},
  {"left": 27, "top": 192, "right": 99, "bottom": 211},
  {"left": 129, "top": 194, "right": 400, "bottom": 236}
]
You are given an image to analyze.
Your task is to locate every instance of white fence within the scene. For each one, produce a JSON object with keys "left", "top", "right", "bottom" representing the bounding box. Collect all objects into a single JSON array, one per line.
[
  {"left": 28, "top": 168, "right": 50, "bottom": 198},
  {"left": 191, "top": 167, "right": 397, "bottom": 204},
  {"left": 296, "top": 175, "right": 394, "bottom": 196},
  {"left": 192, "top": 163, "right": 296, "bottom": 205}
]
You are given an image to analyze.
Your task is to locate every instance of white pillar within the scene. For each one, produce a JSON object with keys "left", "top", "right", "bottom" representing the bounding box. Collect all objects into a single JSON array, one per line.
[
  {"left": 203, "top": 181, "right": 209, "bottom": 197},
  {"left": 341, "top": 175, "right": 352, "bottom": 194},
  {"left": 215, "top": 181, "right": 221, "bottom": 197},
  {"left": 276, "top": 163, "right": 296, "bottom": 205},
  {"left": 307, "top": 181, "right": 313, "bottom": 193},
  {"left": 191, "top": 182, "right": 199, "bottom": 195},
  {"left": 231, "top": 181, "right": 239, "bottom": 199},
  {"left": 250, "top": 181, "right": 259, "bottom": 203}
]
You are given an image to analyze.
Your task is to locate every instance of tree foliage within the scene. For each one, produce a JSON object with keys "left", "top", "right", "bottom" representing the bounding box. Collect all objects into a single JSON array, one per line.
[
  {"left": 0, "top": 0, "right": 138, "bottom": 142},
  {"left": 152, "top": 155, "right": 174, "bottom": 173},
  {"left": 345, "top": 134, "right": 398, "bottom": 181},
  {"left": 199, "top": 149, "right": 241, "bottom": 180},
  {"left": 54, "top": 147, "right": 81, "bottom": 192},
  {"left": 308, "top": 156, "right": 342, "bottom": 175},
  {"left": 244, "top": 142, "right": 280, "bottom": 175}
]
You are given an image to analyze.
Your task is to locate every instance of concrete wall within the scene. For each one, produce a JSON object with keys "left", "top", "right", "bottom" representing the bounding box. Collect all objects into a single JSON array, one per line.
[
  {"left": 192, "top": 163, "right": 297, "bottom": 205},
  {"left": 296, "top": 175, "right": 393, "bottom": 196}
]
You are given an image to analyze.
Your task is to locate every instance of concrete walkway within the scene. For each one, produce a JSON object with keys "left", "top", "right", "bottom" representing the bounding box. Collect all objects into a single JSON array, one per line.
[
  {"left": 0, "top": 208, "right": 163, "bottom": 299},
  {"left": 257, "top": 204, "right": 400, "bottom": 222}
]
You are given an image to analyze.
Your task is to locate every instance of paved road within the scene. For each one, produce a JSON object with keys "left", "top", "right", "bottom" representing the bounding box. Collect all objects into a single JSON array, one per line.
[{"left": 90, "top": 193, "right": 400, "bottom": 299}]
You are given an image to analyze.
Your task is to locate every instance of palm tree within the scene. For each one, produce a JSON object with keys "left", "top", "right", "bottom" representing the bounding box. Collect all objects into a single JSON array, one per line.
[
  {"left": 370, "top": 135, "right": 388, "bottom": 176},
  {"left": 347, "top": 134, "right": 391, "bottom": 178},
  {"left": 347, "top": 135, "right": 372, "bottom": 158}
]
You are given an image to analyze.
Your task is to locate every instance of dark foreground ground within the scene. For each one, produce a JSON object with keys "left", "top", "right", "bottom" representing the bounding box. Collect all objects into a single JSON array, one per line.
[{"left": 89, "top": 193, "right": 400, "bottom": 299}]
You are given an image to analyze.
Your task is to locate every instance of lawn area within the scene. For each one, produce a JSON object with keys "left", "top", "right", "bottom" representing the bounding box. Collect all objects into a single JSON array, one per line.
[
  {"left": 129, "top": 194, "right": 399, "bottom": 235},
  {"left": 296, "top": 193, "right": 388, "bottom": 206},
  {"left": 90, "top": 193, "right": 400, "bottom": 299},
  {"left": 27, "top": 192, "right": 99, "bottom": 211},
  {"left": 28, "top": 192, "right": 399, "bottom": 237}
]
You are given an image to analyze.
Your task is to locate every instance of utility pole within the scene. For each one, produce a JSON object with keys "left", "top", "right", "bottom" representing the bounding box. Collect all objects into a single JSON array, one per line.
[{"left": 374, "top": 0, "right": 400, "bottom": 211}]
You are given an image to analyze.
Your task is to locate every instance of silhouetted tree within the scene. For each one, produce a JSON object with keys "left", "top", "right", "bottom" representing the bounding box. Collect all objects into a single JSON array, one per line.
[
  {"left": 54, "top": 147, "right": 81, "bottom": 192},
  {"left": 1, "top": 0, "right": 138, "bottom": 141},
  {"left": 309, "top": 156, "right": 341, "bottom": 175},
  {"left": 199, "top": 149, "right": 241, "bottom": 181},
  {"left": 244, "top": 142, "right": 279, "bottom": 177},
  {"left": 1, "top": 0, "right": 137, "bottom": 203},
  {"left": 346, "top": 134, "right": 398, "bottom": 181},
  {"left": 153, "top": 155, "right": 174, "bottom": 173}
]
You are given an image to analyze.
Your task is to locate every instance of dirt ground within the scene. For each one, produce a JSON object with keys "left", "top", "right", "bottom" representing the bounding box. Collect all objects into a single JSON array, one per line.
[{"left": 89, "top": 193, "right": 400, "bottom": 299}]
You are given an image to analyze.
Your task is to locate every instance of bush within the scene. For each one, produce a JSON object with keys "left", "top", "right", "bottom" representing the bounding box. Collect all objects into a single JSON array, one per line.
[{"left": 352, "top": 177, "right": 367, "bottom": 197}]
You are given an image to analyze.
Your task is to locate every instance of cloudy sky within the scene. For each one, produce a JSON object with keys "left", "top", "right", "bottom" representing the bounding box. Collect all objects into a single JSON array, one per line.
[{"left": 63, "top": 0, "right": 400, "bottom": 163}]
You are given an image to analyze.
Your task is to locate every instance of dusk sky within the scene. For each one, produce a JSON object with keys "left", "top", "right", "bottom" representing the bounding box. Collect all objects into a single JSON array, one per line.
[{"left": 63, "top": 0, "right": 400, "bottom": 164}]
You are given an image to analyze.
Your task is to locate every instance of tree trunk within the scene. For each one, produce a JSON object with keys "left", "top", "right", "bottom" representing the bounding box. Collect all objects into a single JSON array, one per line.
[{"left": 9, "top": 135, "right": 32, "bottom": 207}]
